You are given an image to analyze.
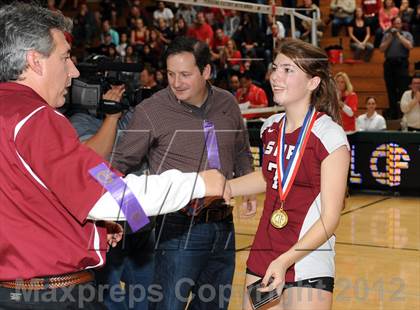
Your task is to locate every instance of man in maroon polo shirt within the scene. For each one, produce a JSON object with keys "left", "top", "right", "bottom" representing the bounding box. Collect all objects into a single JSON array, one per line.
[{"left": 0, "top": 4, "right": 229, "bottom": 309}]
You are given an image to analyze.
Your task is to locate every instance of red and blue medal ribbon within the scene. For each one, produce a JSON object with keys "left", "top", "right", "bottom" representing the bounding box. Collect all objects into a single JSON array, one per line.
[
  {"left": 276, "top": 107, "right": 318, "bottom": 204},
  {"left": 89, "top": 163, "right": 150, "bottom": 232}
]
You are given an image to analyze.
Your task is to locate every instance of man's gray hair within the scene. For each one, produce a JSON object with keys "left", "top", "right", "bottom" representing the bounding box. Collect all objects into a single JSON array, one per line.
[{"left": 0, "top": 2, "right": 73, "bottom": 82}]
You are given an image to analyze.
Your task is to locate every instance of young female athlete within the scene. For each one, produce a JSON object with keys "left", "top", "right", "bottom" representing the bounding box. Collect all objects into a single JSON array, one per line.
[{"left": 229, "top": 38, "right": 350, "bottom": 310}]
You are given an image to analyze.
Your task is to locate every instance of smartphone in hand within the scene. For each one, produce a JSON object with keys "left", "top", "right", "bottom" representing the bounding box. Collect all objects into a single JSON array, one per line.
[{"left": 246, "top": 278, "right": 280, "bottom": 309}]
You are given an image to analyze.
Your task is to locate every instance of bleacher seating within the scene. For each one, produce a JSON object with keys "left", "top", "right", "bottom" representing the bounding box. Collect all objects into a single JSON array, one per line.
[
  {"left": 62, "top": 0, "right": 420, "bottom": 118},
  {"left": 319, "top": 0, "right": 420, "bottom": 116}
]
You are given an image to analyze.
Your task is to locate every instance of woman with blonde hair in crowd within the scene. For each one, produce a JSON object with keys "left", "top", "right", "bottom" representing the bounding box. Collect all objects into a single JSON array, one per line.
[
  {"left": 220, "top": 38, "right": 243, "bottom": 72},
  {"left": 335, "top": 71, "right": 358, "bottom": 131}
]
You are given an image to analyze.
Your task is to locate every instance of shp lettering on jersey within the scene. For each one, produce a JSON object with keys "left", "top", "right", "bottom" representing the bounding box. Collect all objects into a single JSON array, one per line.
[
  {"left": 264, "top": 141, "right": 296, "bottom": 161},
  {"left": 264, "top": 141, "right": 296, "bottom": 190}
]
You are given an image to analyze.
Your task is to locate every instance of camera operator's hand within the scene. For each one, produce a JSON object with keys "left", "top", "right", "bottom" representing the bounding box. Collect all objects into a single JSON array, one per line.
[
  {"left": 83, "top": 84, "right": 126, "bottom": 158},
  {"left": 103, "top": 85, "right": 125, "bottom": 104},
  {"left": 103, "top": 85, "right": 125, "bottom": 119},
  {"left": 394, "top": 30, "right": 413, "bottom": 49},
  {"left": 390, "top": 28, "right": 398, "bottom": 35}
]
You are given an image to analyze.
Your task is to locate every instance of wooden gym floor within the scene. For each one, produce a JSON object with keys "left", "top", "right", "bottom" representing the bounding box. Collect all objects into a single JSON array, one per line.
[{"left": 229, "top": 194, "right": 420, "bottom": 310}]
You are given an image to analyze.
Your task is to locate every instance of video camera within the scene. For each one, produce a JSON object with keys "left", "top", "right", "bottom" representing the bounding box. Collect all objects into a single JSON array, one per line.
[
  {"left": 389, "top": 28, "right": 401, "bottom": 36},
  {"left": 67, "top": 55, "right": 152, "bottom": 116}
]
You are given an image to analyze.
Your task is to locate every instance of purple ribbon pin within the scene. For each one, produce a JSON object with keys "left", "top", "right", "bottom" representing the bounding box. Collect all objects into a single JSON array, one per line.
[
  {"left": 187, "top": 120, "right": 222, "bottom": 216},
  {"left": 89, "top": 163, "right": 149, "bottom": 232},
  {"left": 203, "top": 120, "right": 221, "bottom": 170}
]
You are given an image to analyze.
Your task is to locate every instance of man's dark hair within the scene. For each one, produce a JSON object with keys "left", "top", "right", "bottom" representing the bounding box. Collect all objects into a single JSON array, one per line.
[
  {"left": 143, "top": 63, "right": 156, "bottom": 78},
  {"left": 241, "top": 70, "right": 253, "bottom": 81},
  {"left": 391, "top": 16, "right": 401, "bottom": 25},
  {"left": 164, "top": 36, "right": 211, "bottom": 73}
]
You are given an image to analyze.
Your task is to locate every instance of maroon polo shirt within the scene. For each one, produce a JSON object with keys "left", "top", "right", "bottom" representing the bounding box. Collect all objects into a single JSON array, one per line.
[{"left": 0, "top": 82, "right": 108, "bottom": 280}]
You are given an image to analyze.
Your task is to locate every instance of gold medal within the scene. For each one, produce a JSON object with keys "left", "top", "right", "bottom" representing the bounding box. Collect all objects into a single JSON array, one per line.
[
  {"left": 270, "top": 208, "right": 288, "bottom": 229},
  {"left": 273, "top": 107, "right": 317, "bottom": 229}
]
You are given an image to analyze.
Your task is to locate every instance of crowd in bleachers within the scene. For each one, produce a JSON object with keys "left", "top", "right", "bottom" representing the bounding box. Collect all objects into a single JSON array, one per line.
[
  {"left": 52, "top": 0, "right": 419, "bottom": 130},
  {"left": 60, "top": 3, "right": 293, "bottom": 106},
  {"left": 60, "top": 0, "right": 297, "bottom": 107}
]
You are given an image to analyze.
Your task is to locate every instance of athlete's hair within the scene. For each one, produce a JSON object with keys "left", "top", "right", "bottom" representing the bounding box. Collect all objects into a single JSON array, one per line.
[
  {"left": 0, "top": 2, "right": 73, "bottom": 82},
  {"left": 275, "top": 38, "right": 341, "bottom": 124}
]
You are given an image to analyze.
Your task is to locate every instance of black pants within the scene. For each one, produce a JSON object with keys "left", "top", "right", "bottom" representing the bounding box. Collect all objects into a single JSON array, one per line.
[
  {"left": 383, "top": 58, "right": 410, "bottom": 119},
  {"left": 0, "top": 282, "right": 106, "bottom": 310}
]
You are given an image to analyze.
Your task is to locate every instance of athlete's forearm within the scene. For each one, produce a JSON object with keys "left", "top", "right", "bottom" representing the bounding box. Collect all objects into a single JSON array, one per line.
[{"left": 229, "top": 170, "right": 266, "bottom": 197}]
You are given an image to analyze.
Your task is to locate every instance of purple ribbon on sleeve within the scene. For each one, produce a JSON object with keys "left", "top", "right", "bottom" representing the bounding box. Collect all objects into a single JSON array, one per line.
[{"left": 89, "top": 163, "right": 150, "bottom": 232}]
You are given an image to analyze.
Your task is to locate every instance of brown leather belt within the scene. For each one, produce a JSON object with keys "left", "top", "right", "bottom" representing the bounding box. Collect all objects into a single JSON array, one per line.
[{"left": 0, "top": 271, "right": 94, "bottom": 290}]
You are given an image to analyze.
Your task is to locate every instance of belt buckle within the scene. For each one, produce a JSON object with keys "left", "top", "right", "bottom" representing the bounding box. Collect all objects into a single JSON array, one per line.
[
  {"left": 32, "top": 278, "right": 47, "bottom": 289},
  {"left": 204, "top": 207, "right": 227, "bottom": 223},
  {"left": 204, "top": 208, "right": 212, "bottom": 223}
]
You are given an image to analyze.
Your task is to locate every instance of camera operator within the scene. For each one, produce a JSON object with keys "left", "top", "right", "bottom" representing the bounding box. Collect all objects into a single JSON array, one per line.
[
  {"left": 71, "top": 84, "right": 125, "bottom": 157},
  {"left": 70, "top": 65, "right": 164, "bottom": 310},
  {"left": 380, "top": 16, "right": 413, "bottom": 119},
  {"left": 140, "top": 63, "right": 164, "bottom": 94}
]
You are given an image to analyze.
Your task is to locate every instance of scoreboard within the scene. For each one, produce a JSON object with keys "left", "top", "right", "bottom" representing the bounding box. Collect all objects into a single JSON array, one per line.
[{"left": 348, "top": 131, "right": 420, "bottom": 194}]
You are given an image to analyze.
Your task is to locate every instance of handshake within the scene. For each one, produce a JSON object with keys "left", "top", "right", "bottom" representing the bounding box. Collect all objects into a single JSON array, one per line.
[{"left": 199, "top": 169, "right": 232, "bottom": 203}]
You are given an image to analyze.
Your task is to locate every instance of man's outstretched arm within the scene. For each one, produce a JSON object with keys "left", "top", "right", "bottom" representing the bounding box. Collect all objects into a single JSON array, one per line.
[{"left": 88, "top": 169, "right": 230, "bottom": 220}]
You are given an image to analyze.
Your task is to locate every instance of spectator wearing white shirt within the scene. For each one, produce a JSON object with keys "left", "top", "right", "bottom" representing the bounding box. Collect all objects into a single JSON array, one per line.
[
  {"left": 175, "top": 4, "right": 196, "bottom": 26},
  {"left": 356, "top": 96, "right": 387, "bottom": 131},
  {"left": 400, "top": 73, "right": 420, "bottom": 131},
  {"left": 153, "top": 1, "right": 174, "bottom": 27}
]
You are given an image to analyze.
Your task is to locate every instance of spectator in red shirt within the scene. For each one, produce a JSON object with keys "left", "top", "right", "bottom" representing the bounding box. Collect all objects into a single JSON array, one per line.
[
  {"left": 236, "top": 70, "right": 268, "bottom": 119},
  {"left": 187, "top": 11, "right": 214, "bottom": 48},
  {"left": 202, "top": 7, "right": 225, "bottom": 28},
  {"left": 211, "top": 27, "right": 230, "bottom": 64},
  {"left": 213, "top": 28, "right": 229, "bottom": 53},
  {"left": 374, "top": 0, "right": 399, "bottom": 46},
  {"left": 335, "top": 71, "right": 358, "bottom": 131},
  {"left": 220, "top": 38, "right": 242, "bottom": 72},
  {"left": 362, "top": 0, "right": 382, "bottom": 32}
]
